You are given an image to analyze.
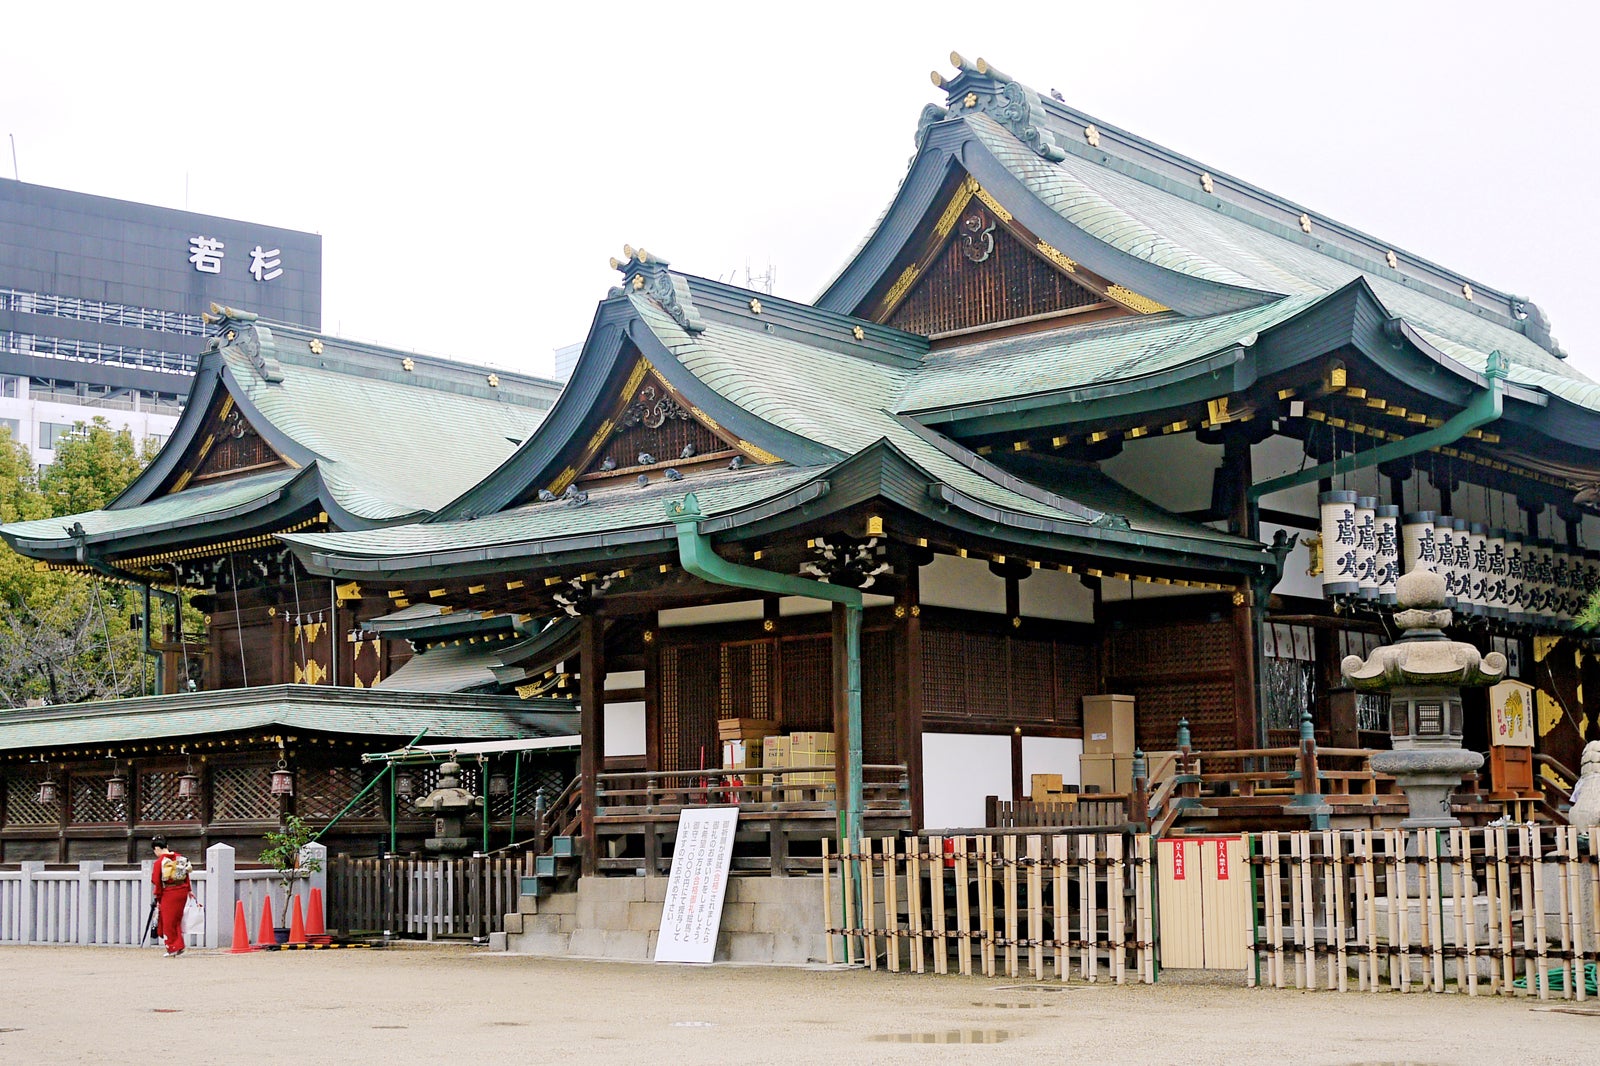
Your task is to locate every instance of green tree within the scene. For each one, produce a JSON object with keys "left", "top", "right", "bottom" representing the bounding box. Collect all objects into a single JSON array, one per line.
[{"left": 0, "top": 420, "right": 164, "bottom": 707}]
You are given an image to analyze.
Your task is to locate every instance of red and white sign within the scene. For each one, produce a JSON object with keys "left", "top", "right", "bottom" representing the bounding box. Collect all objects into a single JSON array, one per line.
[
  {"left": 1215, "top": 838, "right": 1230, "bottom": 881},
  {"left": 1170, "top": 840, "right": 1186, "bottom": 881}
]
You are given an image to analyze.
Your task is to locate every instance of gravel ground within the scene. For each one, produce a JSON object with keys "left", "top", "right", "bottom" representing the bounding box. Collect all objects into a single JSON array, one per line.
[{"left": 1, "top": 943, "right": 1594, "bottom": 1064}]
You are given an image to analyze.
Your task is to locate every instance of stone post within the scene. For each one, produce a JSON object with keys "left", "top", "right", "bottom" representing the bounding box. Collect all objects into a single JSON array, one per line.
[{"left": 206, "top": 842, "right": 235, "bottom": 948}]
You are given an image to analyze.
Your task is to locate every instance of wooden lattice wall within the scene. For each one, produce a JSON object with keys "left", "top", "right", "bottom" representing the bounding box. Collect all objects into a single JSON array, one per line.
[
  {"left": 888, "top": 211, "right": 1101, "bottom": 335},
  {"left": 1105, "top": 618, "right": 1239, "bottom": 752},
  {"left": 919, "top": 625, "right": 1094, "bottom": 729}
]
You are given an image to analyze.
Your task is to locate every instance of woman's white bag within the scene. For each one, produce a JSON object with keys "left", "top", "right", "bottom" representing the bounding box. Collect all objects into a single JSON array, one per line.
[{"left": 182, "top": 894, "right": 205, "bottom": 937}]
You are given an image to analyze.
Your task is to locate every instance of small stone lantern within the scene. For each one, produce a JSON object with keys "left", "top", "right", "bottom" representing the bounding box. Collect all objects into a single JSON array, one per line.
[
  {"left": 415, "top": 761, "right": 483, "bottom": 854},
  {"left": 1341, "top": 567, "right": 1503, "bottom": 827}
]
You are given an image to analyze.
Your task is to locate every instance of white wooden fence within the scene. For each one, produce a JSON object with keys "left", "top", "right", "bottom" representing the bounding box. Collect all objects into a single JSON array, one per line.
[{"left": 0, "top": 842, "right": 327, "bottom": 949}]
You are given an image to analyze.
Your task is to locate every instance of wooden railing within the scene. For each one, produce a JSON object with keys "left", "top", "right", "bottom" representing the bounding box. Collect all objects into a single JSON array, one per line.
[
  {"left": 1251, "top": 825, "right": 1599, "bottom": 998},
  {"left": 823, "top": 832, "right": 1155, "bottom": 982},
  {"left": 984, "top": 795, "right": 1131, "bottom": 831},
  {"left": 326, "top": 851, "right": 525, "bottom": 941},
  {"left": 594, "top": 764, "right": 911, "bottom": 816}
]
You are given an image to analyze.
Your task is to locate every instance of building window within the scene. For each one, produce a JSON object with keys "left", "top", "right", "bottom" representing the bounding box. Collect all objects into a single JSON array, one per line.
[
  {"left": 38, "top": 421, "right": 79, "bottom": 451},
  {"left": 0, "top": 375, "right": 18, "bottom": 398},
  {"left": 0, "top": 418, "right": 19, "bottom": 441}
]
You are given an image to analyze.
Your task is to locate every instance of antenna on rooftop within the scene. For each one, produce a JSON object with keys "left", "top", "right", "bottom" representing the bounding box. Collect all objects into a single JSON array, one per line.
[
  {"left": 8, "top": 134, "right": 18, "bottom": 181},
  {"left": 745, "top": 259, "right": 776, "bottom": 295}
]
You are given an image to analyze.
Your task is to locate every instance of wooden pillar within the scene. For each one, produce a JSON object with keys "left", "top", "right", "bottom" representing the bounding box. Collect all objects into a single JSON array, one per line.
[
  {"left": 896, "top": 565, "right": 925, "bottom": 829},
  {"left": 579, "top": 614, "right": 606, "bottom": 876},
  {"left": 1010, "top": 729, "right": 1024, "bottom": 804},
  {"left": 1233, "top": 590, "right": 1259, "bottom": 750},
  {"left": 831, "top": 603, "right": 849, "bottom": 825},
  {"left": 643, "top": 623, "right": 661, "bottom": 774}
]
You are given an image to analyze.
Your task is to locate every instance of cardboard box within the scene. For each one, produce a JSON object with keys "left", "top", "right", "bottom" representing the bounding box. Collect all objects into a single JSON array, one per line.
[
  {"left": 1030, "top": 773, "right": 1064, "bottom": 802},
  {"left": 1083, "top": 694, "right": 1137, "bottom": 755},
  {"left": 721, "top": 739, "right": 762, "bottom": 770},
  {"left": 762, "top": 736, "right": 790, "bottom": 802},
  {"left": 718, "top": 717, "right": 780, "bottom": 742},
  {"left": 1080, "top": 753, "right": 1134, "bottom": 794}
]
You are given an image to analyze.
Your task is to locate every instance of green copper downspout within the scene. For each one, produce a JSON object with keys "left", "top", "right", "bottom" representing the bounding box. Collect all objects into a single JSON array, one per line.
[
  {"left": 1246, "top": 350, "right": 1508, "bottom": 505},
  {"left": 667, "top": 493, "right": 866, "bottom": 847},
  {"left": 1242, "top": 350, "right": 1508, "bottom": 746}
]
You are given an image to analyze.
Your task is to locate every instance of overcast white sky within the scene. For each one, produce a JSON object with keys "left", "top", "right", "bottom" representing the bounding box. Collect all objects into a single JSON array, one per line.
[{"left": 4, "top": 2, "right": 1597, "bottom": 383}]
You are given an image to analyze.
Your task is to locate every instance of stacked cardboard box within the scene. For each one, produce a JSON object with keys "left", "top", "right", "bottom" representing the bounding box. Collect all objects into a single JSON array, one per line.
[
  {"left": 1030, "top": 773, "right": 1067, "bottom": 803},
  {"left": 1081, "top": 694, "right": 1136, "bottom": 794},
  {"left": 787, "top": 731, "right": 835, "bottom": 801}
]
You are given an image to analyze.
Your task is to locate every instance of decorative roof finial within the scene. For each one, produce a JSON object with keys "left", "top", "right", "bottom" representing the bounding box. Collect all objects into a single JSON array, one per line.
[
  {"left": 611, "top": 246, "right": 705, "bottom": 334},
  {"left": 936, "top": 53, "right": 1065, "bottom": 163}
]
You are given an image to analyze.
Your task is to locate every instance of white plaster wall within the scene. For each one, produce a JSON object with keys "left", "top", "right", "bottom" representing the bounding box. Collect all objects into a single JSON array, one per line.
[
  {"left": 1251, "top": 434, "right": 1319, "bottom": 517},
  {"left": 1017, "top": 567, "right": 1095, "bottom": 622},
  {"left": 605, "top": 669, "right": 644, "bottom": 691},
  {"left": 1098, "top": 577, "right": 1207, "bottom": 603},
  {"left": 658, "top": 601, "right": 763, "bottom": 628},
  {"left": 919, "top": 553, "right": 1005, "bottom": 614},
  {"left": 922, "top": 732, "right": 1011, "bottom": 830},
  {"left": 1022, "top": 736, "right": 1082, "bottom": 789},
  {"left": 604, "top": 701, "right": 646, "bottom": 757},
  {"left": 1100, "top": 434, "right": 1220, "bottom": 514},
  {"left": 776, "top": 593, "right": 892, "bottom": 616}
]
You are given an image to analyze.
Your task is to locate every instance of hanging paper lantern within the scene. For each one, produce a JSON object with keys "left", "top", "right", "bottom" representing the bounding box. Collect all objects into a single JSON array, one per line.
[
  {"left": 1432, "top": 515, "right": 1457, "bottom": 605},
  {"left": 106, "top": 772, "right": 127, "bottom": 803},
  {"left": 1529, "top": 540, "right": 1553, "bottom": 627},
  {"left": 177, "top": 770, "right": 201, "bottom": 800},
  {"left": 1484, "top": 528, "right": 1508, "bottom": 618},
  {"left": 1451, "top": 519, "right": 1471, "bottom": 609},
  {"left": 1319, "top": 490, "right": 1360, "bottom": 597},
  {"left": 1553, "top": 547, "right": 1574, "bottom": 627},
  {"left": 1401, "top": 510, "right": 1437, "bottom": 575},
  {"left": 1355, "top": 496, "right": 1379, "bottom": 600},
  {"left": 1503, "top": 534, "right": 1526, "bottom": 627},
  {"left": 1375, "top": 505, "right": 1399, "bottom": 604},
  {"left": 1465, "top": 523, "right": 1490, "bottom": 616},
  {"left": 37, "top": 776, "right": 58, "bottom": 805}
]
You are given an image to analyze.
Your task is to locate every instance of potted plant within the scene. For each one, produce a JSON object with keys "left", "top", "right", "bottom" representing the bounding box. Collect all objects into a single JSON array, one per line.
[{"left": 259, "top": 815, "right": 322, "bottom": 941}]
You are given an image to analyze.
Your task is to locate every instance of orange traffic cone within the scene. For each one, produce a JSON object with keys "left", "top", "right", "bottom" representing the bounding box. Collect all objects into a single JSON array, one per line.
[
  {"left": 306, "top": 887, "right": 330, "bottom": 943},
  {"left": 229, "top": 899, "right": 256, "bottom": 953},
  {"left": 257, "top": 896, "right": 276, "bottom": 948},
  {"left": 288, "top": 894, "right": 308, "bottom": 945}
]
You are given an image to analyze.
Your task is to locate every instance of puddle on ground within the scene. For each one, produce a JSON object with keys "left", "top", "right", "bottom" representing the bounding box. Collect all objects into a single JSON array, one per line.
[
  {"left": 972, "top": 1000, "right": 1048, "bottom": 1009},
  {"left": 989, "top": 984, "right": 1068, "bottom": 993},
  {"left": 870, "top": 1030, "right": 1014, "bottom": 1044},
  {"left": 0, "top": 1028, "right": 22, "bottom": 1033},
  {"left": 671, "top": 1021, "right": 715, "bottom": 1028},
  {"left": 488, "top": 1021, "right": 529, "bottom": 1027},
  {"left": 371, "top": 1025, "right": 407, "bottom": 1030},
  {"left": 150, "top": 1009, "right": 180, "bottom": 1014},
  {"left": 1531, "top": 1006, "right": 1600, "bottom": 1017}
]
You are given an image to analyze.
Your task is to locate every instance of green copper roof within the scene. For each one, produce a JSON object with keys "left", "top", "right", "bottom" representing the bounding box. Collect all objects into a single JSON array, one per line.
[
  {"left": 0, "top": 684, "right": 576, "bottom": 752},
  {"left": 898, "top": 294, "right": 1321, "bottom": 416},
  {"left": 217, "top": 321, "right": 557, "bottom": 520},
  {"left": 3, "top": 468, "right": 298, "bottom": 548}
]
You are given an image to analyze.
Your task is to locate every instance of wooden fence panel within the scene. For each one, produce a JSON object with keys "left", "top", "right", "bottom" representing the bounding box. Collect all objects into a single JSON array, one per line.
[
  {"left": 824, "top": 832, "right": 1155, "bottom": 983},
  {"left": 1248, "top": 826, "right": 1600, "bottom": 998}
]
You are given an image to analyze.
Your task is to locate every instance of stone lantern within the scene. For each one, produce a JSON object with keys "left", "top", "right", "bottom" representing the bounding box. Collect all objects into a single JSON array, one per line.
[
  {"left": 1341, "top": 567, "right": 1504, "bottom": 827},
  {"left": 415, "top": 761, "right": 483, "bottom": 853}
]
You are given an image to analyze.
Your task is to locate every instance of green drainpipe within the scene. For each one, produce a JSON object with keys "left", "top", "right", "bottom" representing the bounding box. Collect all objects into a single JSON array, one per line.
[
  {"left": 668, "top": 493, "right": 866, "bottom": 847},
  {"left": 1246, "top": 350, "right": 1508, "bottom": 505}
]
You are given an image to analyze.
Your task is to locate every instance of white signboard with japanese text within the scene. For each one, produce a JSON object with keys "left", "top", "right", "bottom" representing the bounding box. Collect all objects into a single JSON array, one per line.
[{"left": 654, "top": 806, "right": 740, "bottom": 964}]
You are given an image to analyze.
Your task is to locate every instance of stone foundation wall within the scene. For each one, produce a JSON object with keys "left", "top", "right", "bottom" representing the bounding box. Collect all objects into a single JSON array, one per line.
[{"left": 503, "top": 875, "right": 828, "bottom": 965}]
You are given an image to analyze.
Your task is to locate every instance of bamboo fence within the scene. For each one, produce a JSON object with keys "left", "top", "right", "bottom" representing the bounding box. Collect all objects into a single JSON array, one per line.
[
  {"left": 822, "top": 833, "right": 1155, "bottom": 982},
  {"left": 1249, "top": 826, "right": 1600, "bottom": 998}
]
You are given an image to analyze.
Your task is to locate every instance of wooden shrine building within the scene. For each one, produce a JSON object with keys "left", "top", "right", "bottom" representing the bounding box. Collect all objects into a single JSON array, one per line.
[
  {"left": 8, "top": 57, "right": 1600, "bottom": 873},
  {"left": 0, "top": 313, "right": 577, "bottom": 861}
]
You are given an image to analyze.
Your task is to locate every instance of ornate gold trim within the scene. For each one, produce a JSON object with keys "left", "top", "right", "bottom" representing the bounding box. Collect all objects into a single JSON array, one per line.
[
  {"left": 969, "top": 181, "right": 1013, "bottom": 223},
  {"left": 737, "top": 441, "right": 781, "bottom": 465},
  {"left": 1105, "top": 284, "right": 1169, "bottom": 315},
  {"left": 1034, "top": 239, "right": 1077, "bottom": 273},
  {"left": 933, "top": 182, "right": 976, "bottom": 238},
  {"left": 880, "top": 265, "right": 920, "bottom": 313}
]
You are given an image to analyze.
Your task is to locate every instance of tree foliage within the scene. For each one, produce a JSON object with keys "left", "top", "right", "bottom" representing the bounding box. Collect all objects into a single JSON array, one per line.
[{"left": 0, "top": 418, "right": 167, "bottom": 707}]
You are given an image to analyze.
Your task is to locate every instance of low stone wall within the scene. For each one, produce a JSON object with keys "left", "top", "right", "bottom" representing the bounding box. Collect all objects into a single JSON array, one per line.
[{"left": 503, "top": 875, "right": 827, "bottom": 965}]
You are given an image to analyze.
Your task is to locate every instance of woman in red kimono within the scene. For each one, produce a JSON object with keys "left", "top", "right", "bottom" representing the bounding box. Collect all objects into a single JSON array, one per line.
[{"left": 149, "top": 836, "right": 190, "bottom": 957}]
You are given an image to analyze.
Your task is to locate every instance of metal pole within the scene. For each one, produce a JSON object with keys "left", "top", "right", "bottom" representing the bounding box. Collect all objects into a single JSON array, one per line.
[
  {"left": 481, "top": 756, "right": 490, "bottom": 853},
  {"left": 844, "top": 604, "right": 863, "bottom": 846},
  {"left": 508, "top": 753, "right": 521, "bottom": 852}
]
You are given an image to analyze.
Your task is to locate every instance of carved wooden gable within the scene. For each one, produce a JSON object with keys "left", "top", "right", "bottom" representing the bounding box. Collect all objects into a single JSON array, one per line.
[
  {"left": 870, "top": 173, "right": 1169, "bottom": 336},
  {"left": 166, "top": 392, "right": 289, "bottom": 495},
  {"left": 545, "top": 350, "right": 775, "bottom": 495}
]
